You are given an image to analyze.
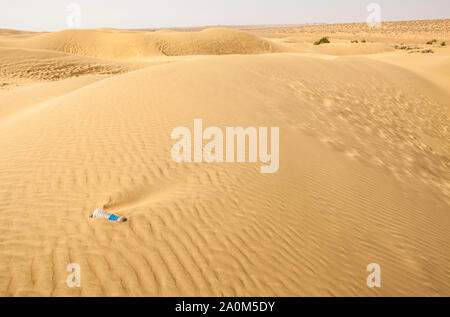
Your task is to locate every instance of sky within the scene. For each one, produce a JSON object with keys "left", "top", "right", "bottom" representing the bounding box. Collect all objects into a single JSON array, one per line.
[{"left": 0, "top": 0, "right": 449, "bottom": 31}]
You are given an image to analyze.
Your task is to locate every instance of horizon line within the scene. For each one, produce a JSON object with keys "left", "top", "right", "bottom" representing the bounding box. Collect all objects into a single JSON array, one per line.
[{"left": 2, "top": 17, "right": 449, "bottom": 33}]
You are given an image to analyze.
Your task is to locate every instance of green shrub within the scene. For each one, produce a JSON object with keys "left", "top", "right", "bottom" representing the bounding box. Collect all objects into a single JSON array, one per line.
[
  {"left": 361, "top": 39, "right": 367, "bottom": 43},
  {"left": 313, "top": 37, "right": 330, "bottom": 45}
]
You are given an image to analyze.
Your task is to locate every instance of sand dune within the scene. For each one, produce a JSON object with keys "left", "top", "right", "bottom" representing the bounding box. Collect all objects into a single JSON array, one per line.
[
  {"left": 368, "top": 52, "right": 450, "bottom": 95},
  {"left": 0, "top": 21, "right": 449, "bottom": 297},
  {"left": 0, "top": 75, "right": 111, "bottom": 123},
  {"left": 2, "top": 28, "right": 282, "bottom": 59}
]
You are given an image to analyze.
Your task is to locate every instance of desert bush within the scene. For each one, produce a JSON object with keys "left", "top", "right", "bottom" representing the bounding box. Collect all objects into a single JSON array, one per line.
[
  {"left": 441, "top": 42, "right": 446, "bottom": 46},
  {"left": 313, "top": 37, "right": 330, "bottom": 45},
  {"left": 351, "top": 40, "right": 358, "bottom": 43},
  {"left": 426, "top": 39, "right": 437, "bottom": 45},
  {"left": 421, "top": 49, "right": 434, "bottom": 53},
  {"left": 361, "top": 39, "right": 367, "bottom": 43}
]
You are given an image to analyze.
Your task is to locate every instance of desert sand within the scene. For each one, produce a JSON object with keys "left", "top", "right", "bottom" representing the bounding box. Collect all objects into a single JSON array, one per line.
[{"left": 0, "top": 20, "right": 449, "bottom": 296}]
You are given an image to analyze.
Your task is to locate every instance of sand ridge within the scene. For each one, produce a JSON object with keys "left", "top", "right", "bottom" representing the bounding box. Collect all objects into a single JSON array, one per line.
[{"left": 2, "top": 28, "right": 282, "bottom": 59}]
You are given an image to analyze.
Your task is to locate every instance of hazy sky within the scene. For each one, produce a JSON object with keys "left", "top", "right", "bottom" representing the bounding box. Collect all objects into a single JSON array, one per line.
[{"left": 1, "top": 0, "right": 449, "bottom": 31}]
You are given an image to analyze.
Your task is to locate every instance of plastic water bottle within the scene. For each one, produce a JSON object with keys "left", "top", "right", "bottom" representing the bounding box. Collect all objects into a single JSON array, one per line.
[{"left": 91, "top": 209, "right": 127, "bottom": 222}]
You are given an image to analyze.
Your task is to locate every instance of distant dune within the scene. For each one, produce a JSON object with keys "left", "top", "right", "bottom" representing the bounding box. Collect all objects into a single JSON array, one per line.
[
  {"left": 3, "top": 28, "right": 282, "bottom": 59},
  {"left": 0, "top": 20, "right": 449, "bottom": 297},
  {"left": 247, "top": 19, "right": 450, "bottom": 44}
]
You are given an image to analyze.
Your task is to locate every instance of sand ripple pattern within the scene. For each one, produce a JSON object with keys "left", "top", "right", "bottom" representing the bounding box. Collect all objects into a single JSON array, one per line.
[{"left": 0, "top": 51, "right": 448, "bottom": 296}]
